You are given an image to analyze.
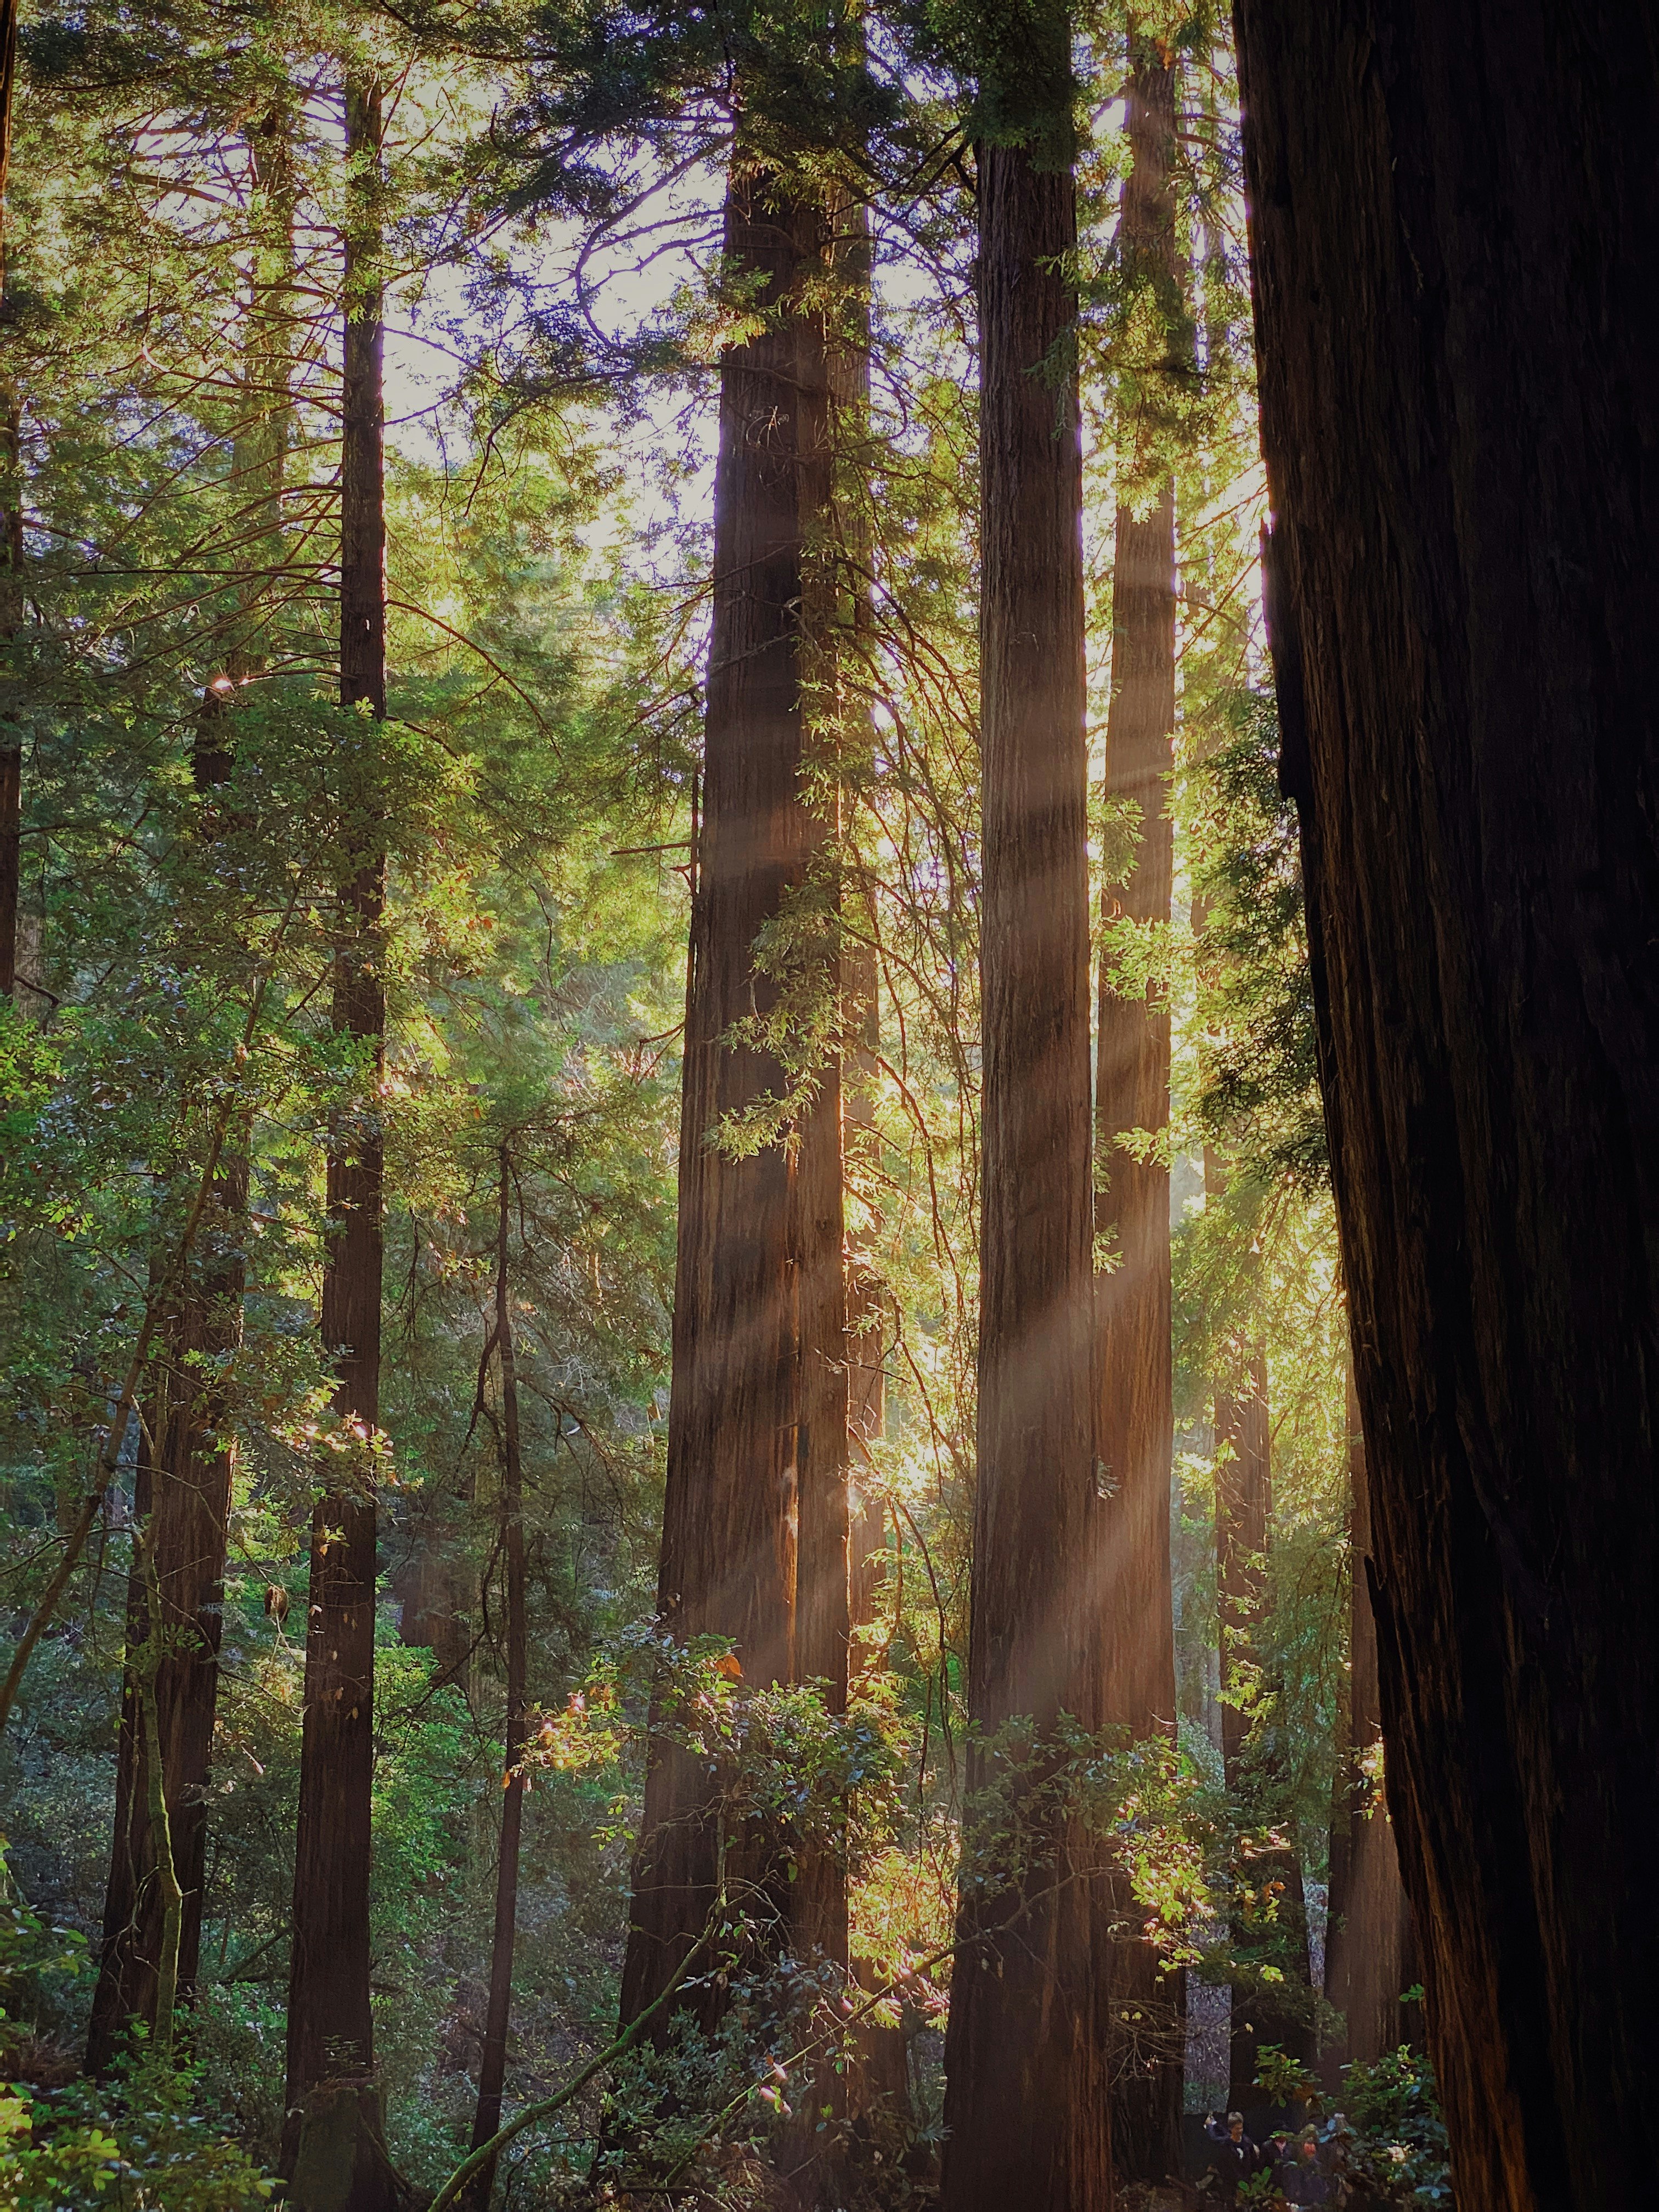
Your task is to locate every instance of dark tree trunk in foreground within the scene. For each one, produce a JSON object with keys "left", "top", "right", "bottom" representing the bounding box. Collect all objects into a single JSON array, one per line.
[
  {"left": 939, "top": 75, "right": 1111, "bottom": 2212},
  {"left": 1212, "top": 1347, "right": 1314, "bottom": 2110},
  {"left": 620, "top": 154, "right": 846, "bottom": 2033},
  {"left": 1323, "top": 1369, "right": 1418, "bottom": 2075},
  {"left": 464, "top": 1153, "right": 529, "bottom": 2210},
  {"left": 282, "top": 77, "right": 399, "bottom": 2212},
  {"left": 1094, "top": 32, "right": 1182, "bottom": 2182},
  {"left": 1234, "top": 5, "right": 1659, "bottom": 2204}
]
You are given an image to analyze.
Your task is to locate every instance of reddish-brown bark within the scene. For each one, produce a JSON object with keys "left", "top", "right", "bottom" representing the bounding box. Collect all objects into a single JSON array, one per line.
[
  {"left": 620, "top": 155, "right": 847, "bottom": 2033},
  {"left": 1094, "top": 37, "right": 1182, "bottom": 2181},
  {"left": 281, "top": 76, "right": 399, "bottom": 2212},
  {"left": 939, "top": 112, "right": 1111, "bottom": 2212},
  {"left": 85, "top": 1186, "right": 245, "bottom": 2072},
  {"left": 1234, "top": 4, "right": 1659, "bottom": 2202}
]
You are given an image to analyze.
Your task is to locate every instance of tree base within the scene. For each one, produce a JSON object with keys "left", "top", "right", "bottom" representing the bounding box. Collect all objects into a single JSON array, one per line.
[{"left": 287, "top": 2080, "right": 410, "bottom": 2212}]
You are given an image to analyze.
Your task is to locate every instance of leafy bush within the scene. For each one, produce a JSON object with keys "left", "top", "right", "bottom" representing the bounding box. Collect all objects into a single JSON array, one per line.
[
  {"left": 1334, "top": 2045, "right": 1452, "bottom": 2207},
  {"left": 0, "top": 2053, "right": 275, "bottom": 2211},
  {"left": 0, "top": 1843, "right": 275, "bottom": 2209}
]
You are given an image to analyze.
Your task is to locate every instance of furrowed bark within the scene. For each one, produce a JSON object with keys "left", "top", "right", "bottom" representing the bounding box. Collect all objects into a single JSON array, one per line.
[
  {"left": 620, "top": 150, "right": 844, "bottom": 2034},
  {"left": 939, "top": 43, "right": 1111, "bottom": 2211},
  {"left": 1094, "top": 30, "right": 1182, "bottom": 2180},
  {"left": 86, "top": 1139, "right": 246, "bottom": 2072},
  {"left": 281, "top": 75, "right": 399, "bottom": 2212},
  {"left": 464, "top": 1152, "right": 529, "bottom": 2210},
  {"left": 1233, "top": 3, "right": 1659, "bottom": 2202}
]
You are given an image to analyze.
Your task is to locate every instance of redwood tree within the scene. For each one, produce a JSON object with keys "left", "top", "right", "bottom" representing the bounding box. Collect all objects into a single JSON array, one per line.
[
  {"left": 1093, "top": 27, "right": 1182, "bottom": 2180},
  {"left": 84, "top": 865, "right": 249, "bottom": 2074},
  {"left": 619, "top": 148, "right": 848, "bottom": 2030},
  {"left": 281, "top": 74, "right": 399, "bottom": 2212},
  {"left": 1234, "top": 3, "right": 1659, "bottom": 2203},
  {"left": 938, "top": 15, "right": 1110, "bottom": 2207}
]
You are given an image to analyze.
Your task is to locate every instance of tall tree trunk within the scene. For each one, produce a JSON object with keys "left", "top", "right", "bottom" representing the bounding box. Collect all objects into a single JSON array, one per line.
[
  {"left": 1, "top": 0, "right": 24, "bottom": 1006},
  {"left": 282, "top": 76, "right": 399, "bottom": 2212},
  {"left": 939, "top": 49, "right": 1111, "bottom": 2212},
  {"left": 85, "top": 1138, "right": 247, "bottom": 2070},
  {"left": 1323, "top": 1365, "right": 1418, "bottom": 2075},
  {"left": 619, "top": 151, "right": 844, "bottom": 2033},
  {"left": 1094, "top": 30, "right": 1182, "bottom": 2182},
  {"left": 1233, "top": 5, "right": 1659, "bottom": 2205},
  {"left": 464, "top": 1152, "right": 528, "bottom": 2210}
]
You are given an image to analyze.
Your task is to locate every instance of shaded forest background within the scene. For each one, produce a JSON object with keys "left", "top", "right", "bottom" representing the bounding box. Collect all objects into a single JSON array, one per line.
[{"left": 0, "top": 2, "right": 1444, "bottom": 2206}]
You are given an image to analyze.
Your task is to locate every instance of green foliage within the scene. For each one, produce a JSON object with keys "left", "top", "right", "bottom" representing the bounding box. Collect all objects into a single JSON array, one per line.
[
  {"left": 1192, "top": 691, "right": 1325, "bottom": 1190},
  {"left": 0, "top": 5, "right": 1383, "bottom": 2204},
  {"left": 1335, "top": 2048, "right": 1453, "bottom": 2208},
  {"left": 1229, "top": 2044, "right": 1454, "bottom": 2210},
  {"left": 0, "top": 2057, "right": 275, "bottom": 2212},
  {"left": 0, "top": 1846, "right": 273, "bottom": 2210}
]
